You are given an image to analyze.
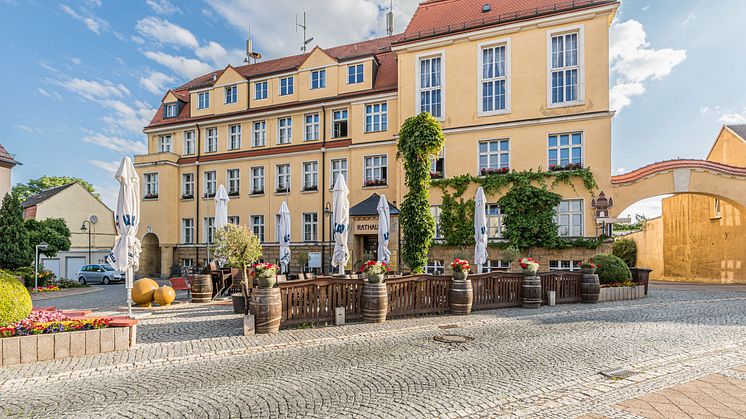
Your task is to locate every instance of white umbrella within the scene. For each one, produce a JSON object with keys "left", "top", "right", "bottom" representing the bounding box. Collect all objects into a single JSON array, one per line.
[
  {"left": 376, "top": 194, "right": 391, "bottom": 265},
  {"left": 278, "top": 201, "right": 291, "bottom": 274},
  {"left": 106, "top": 156, "right": 141, "bottom": 318},
  {"left": 474, "top": 187, "right": 488, "bottom": 274},
  {"left": 331, "top": 174, "right": 350, "bottom": 275},
  {"left": 214, "top": 184, "right": 229, "bottom": 230}
]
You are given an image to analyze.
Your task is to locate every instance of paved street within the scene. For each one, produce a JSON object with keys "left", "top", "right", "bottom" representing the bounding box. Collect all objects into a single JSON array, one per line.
[{"left": 3, "top": 283, "right": 746, "bottom": 418}]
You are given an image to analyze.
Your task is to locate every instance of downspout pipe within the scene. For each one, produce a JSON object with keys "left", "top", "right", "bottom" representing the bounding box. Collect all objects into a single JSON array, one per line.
[
  {"left": 320, "top": 105, "right": 327, "bottom": 275},
  {"left": 195, "top": 123, "right": 201, "bottom": 271}
]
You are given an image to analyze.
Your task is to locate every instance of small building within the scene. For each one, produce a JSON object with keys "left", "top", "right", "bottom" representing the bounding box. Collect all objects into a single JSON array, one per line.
[
  {"left": 21, "top": 183, "right": 116, "bottom": 280},
  {"left": 0, "top": 144, "right": 21, "bottom": 199}
]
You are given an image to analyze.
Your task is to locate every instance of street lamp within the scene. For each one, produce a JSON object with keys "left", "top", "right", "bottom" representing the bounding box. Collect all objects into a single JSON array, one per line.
[
  {"left": 34, "top": 241, "right": 48, "bottom": 290},
  {"left": 323, "top": 202, "right": 332, "bottom": 274},
  {"left": 80, "top": 215, "right": 98, "bottom": 264}
]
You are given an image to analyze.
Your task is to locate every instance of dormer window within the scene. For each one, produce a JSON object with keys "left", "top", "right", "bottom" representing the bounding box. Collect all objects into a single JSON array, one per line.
[
  {"left": 280, "top": 76, "right": 294, "bottom": 96},
  {"left": 164, "top": 103, "right": 178, "bottom": 118},
  {"left": 197, "top": 92, "right": 210, "bottom": 109},
  {"left": 224, "top": 85, "right": 237, "bottom": 104},
  {"left": 348, "top": 64, "right": 364, "bottom": 84},
  {"left": 311, "top": 69, "right": 326, "bottom": 89},
  {"left": 255, "top": 81, "right": 268, "bottom": 100}
]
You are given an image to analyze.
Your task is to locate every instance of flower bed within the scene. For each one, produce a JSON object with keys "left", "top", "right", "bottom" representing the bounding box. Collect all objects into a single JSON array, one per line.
[
  {"left": 31, "top": 285, "right": 60, "bottom": 293},
  {"left": 1, "top": 309, "right": 108, "bottom": 338}
]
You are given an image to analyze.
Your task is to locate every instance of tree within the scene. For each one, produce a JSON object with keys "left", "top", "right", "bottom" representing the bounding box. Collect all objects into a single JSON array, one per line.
[
  {"left": 397, "top": 112, "right": 446, "bottom": 273},
  {"left": 25, "top": 218, "right": 72, "bottom": 258},
  {"left": 211, "top": 224, "right": 263, "bottom": 282},
  {"left": 0, "top": 193, "right": 32, "bottom": 270},
  {"left": 12, "top": 176, "right": 97, "bottom": 202}
]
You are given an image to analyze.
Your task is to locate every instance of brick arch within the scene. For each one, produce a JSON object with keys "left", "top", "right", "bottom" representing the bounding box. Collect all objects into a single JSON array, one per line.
[
  {"left": 139, "top": 232, "right": 162, "bottom": 278},
  {"left": 609, "top": 159, "right": 746, "bottom": 215}
]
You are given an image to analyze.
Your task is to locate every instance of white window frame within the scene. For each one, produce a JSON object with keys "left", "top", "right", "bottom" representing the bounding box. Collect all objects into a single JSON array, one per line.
[
  {"left": 547, "top": 131, "right": 584, "bottom": 169},
  {"left": 425, "top": 260, "right": 444, "bottom": 275},
  {"left": 547, "top": 24, "right": 585, "bottom": 108},
  {"left": 302, "top": 161, "right": 318, "bottom": 191},
  {"left": 251, "top": 215, "right": 265, "bottom": 242},
  {"left": 364, "top": 102, "right": 388, "bottom": 133},
  {"left": 250, "top": 166, "right": 265, "bottom": 194},
  {"left": 255, "top": 81, "right": 268, "bottom": 100},
  {"left": 158, "top": 135, "right": 172, "bottom": 153},
  {"left": 182, "top": 218, "right": 194, "bottom": 244},
  {"left": 347, "top": 63, "right": 364, "bottom": 84},
  {"left": 310, "top": 69, "right": 326, "bottom": 89},
  {"left": 204, "top": 171, "right": 216, "bottom": 198},
  {"left": 478, "top": 39, "right": 511, "bottom": 116},
  {"left": 197, "top": 91, "right": 210, "bottom": 109},
  {"left": 278, "top": 117, "right": 292, "bottom": 144},
  {"left": 332, "top": 109, "right": 348, "bottom": 138},
  {"left": 280, "top": 76, "right": 294, "bottom": 96},
  {"left": 227, "top": 216, "right": 240, "bottom": 225},
  {"left": 304, "top": 113, "right": 320, "bottom": 141},
  {"left": 363, "top": 154, "right": 388, "bottom": 186},
  {"left": 478, "top": 139, "right": 510, "bottom": 175},
  {"left": 143, "top": 173, "right": 158, "bottom": 198},
  {"left": 431, "top": 206, "right": 443, "bottom": 239},
  {"left": 227, "top": 169, "right": 240, "bottom": 195},
  {"left": 430, "top": 147, "right": 445, "bottom": 179},
  {"left": 486, "top": 260, "right": 511, "bottom": 271},
  {"left": 228, "top": 124, "right": 241, "bottom": 150},
  {"left": 164, "top": 103, "right": 178, "bottom": 118},
  {"left": 555, "top": 199, "right": 584, "bottom": 237},
  {"left": 183, "top": 131, "right": 195, "bottom": 155},
  {"left": 224, "top": 85, "right": 238, "bottom": 104},
  {"left": 416, "top": 51, "right": 445, "bottom": 120},
  {"left": 330, "top": 158, "right": 348, "bottom": 188},
  {"left": 203, "top": 217, "right": 215, "bottom": 244},
  {"left": 549, "top": 260, "right": 582, "bottom": 272},
  {"left": 485, "top": 204, "right": 505, "bottom": 239},
  {"left": 302, "top": 212, "right": 318, "bottom": 242},
  {"left": 182, "top": 173, "right": 194, "bottom": 198},
  {"left": 205, "top": 127, "right": 218, "bottom": 153},
  {"left": 276, "top": 164, "right": 290, "bottom": 193},
  {"left": 252, "top": 120, "right": 266, "bottom": 147}
]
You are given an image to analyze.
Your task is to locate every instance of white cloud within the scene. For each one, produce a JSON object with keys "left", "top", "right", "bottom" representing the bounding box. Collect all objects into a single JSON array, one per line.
[
  {"left": 82, "top": 134, "right": 147, "bottom": 155},
  {"left": 194, "top": 41, "right": 244, "bottom": 68},
  {"left": 143, "top": 51, "right": 213, "bottom": 79},
  {"left": 100, "top": 100, "right": 156, "bottom": 134},
  {"left": 140, "top": 71, "right": 176, "bottom": 95},
  {"left": 88, "top": 159, "right": 120, "bottom": 176},
  {"left": 135, "top": 16, "right": 198, "bottom": 49},
  {"left": 14, "top": 124, "right": 44, "bottom": 135},
  {"left": 679, "top": 12, "right": 697, "bottom": 27},
  {"left": 36, "top": 87, "right": 62, "bottom": 100},
  {"left": 620, "top": 195, "right": 672, "bottom": 220},
  {"left": 718, "top": 110, "right": 746, "bottom": 125},
  {"left": 57, "top": 78, "right": 130, "bottom": 101},
  {"left": 59, "top": 4, "right": 109, "bottom": 35},
  {"left": 609, "top": 19, "right": 686, "bottom": 112},
  {"left": 146, "top": 0, "right": 181, "bottom": 15}
]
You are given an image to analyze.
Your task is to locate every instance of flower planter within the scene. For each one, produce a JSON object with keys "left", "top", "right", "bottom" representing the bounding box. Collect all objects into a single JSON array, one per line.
[
  {"left": 580, "top": 267, "right": 596, "bottom": 275},
  {"left": 599, "top": 285, "right": 645, "bottom": 302},
  {"left": 362, "top": 283, "right": 387, "bottom": 323},
  {"left": 451, "top": 271, "right": 468, "bottom": 281},
  {"left": 581, "top": 273, "right": 601, "bottom": 303},
  {"left": 521, "top": 275, "right": 542, "bottom": 308},
  {"left": 366, "top": 274, "right": 385, "bottom": 284},
  {"left": 449, "top": 279, "right": 473, "bottom": 315},
  {"left": 252, "top": 287, "right": 281, "bottom": 334},
  {"left": 257, "top": 275, "right": 277, "bottom": 289}
]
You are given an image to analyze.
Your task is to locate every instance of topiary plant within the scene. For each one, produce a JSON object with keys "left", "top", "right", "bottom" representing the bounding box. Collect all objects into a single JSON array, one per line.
[
  {"left": 0, "top": 270, "right": 33, "bottom": 327},
  {"left": 591, "top": 253, "right": 632, "bottom": 285},
  {"left": 612, "top": 239, "right": 637, "bottom": 267}
]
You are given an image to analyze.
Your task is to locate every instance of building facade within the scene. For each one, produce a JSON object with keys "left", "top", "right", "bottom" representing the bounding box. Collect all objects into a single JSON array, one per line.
[
  {"left": 0, "top": 144, "right": 21, "bottom": 199},
  {"left": 135, "top": 0, "right": 620, "bottom": 277},
  {"left": 21, "top": 183, "right": 116, "bottom": 280}
]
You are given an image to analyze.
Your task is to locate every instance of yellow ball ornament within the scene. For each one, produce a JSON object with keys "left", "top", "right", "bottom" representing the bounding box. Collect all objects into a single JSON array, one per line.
[
  {"left": 154, "top": 285, "right": 176, "bottom": 306},
  {"left": 132, "top": 278, "right": 159, "bottom": 307}
]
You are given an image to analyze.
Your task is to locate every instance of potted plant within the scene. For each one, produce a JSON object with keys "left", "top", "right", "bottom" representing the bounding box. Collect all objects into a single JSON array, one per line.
[
  {"left": 578, "top": 259, "right": 598, "bottom": 275},
  {"left": 518, "top": 257, "right": 539, "bottom": 276},
  {"left": 212, "top": 224, "right": 263, "bottom": 313},
  {"left": 254, "top": 262, "right": 280, "bottom": 288},
  {"left": 360, "top": 260, "right": 389, "bottom": 283},
  {"left": 450, "top": 258, "right": 470, "bottom": 280}
]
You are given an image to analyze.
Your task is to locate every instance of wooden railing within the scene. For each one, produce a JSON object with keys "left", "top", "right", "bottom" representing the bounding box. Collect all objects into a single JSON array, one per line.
[{"left": 275, "top": 271, "right": 582, "bottom": 327}]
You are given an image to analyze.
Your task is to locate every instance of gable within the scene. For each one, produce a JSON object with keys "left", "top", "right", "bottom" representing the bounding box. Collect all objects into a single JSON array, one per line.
[
  {"left": 707, "top": 126, "right": 746, "bottom": 167},
  {"left": 163, "top": 91, "right": 179, "bottom": 103},
  {"left": 299, "top": 47, "right": 338, "bottom": 70},
  {"left": 215, "top": 66, "right": 246, "bottom": 85}
]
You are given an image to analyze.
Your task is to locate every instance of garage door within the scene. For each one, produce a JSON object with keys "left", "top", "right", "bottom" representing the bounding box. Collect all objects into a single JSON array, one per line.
[
  {"left": 66, "top": 257, "right": 87, "bottom": 280},
  {"left": 42, "top": 258, "right": 61, "bottom": 279}
]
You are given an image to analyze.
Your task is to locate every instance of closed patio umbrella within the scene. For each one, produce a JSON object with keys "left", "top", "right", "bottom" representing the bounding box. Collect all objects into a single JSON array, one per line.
[
  {"left": 376, "top": 194, "right": 391, "bottom": 264},
  {"left": 106, "top": 156, "right": 141, "bottom": 318},
  {"left": 214, "top": 184, "right": 229, "bottom": 230},
  {"left": 331, "top": 174, "right": 350, "bottom": 275},
  {"left": 278, "top": 201, "right": 291, "bottom": 274},
  {"left": 474, "top": 187, "right": 488, "bottom": 274}
]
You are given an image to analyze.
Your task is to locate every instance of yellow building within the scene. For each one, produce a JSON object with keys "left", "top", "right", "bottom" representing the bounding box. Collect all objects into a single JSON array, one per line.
[
  {"left": 0, "top": 144, "right": 21, "bottom": 199},
  {"left": 135, "top": 0, "right": 621, "bottom": 277},
  {"left": 628, "top": 125, "right": 746, "bottom": 284},
  {"left": 21, "top": 183, "right": 116, "bottom": 279}
]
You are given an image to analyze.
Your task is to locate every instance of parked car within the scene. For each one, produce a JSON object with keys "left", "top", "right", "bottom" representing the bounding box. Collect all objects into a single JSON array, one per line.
[{"left": 77, "top": 264, "right": 124, "bottom": 285}]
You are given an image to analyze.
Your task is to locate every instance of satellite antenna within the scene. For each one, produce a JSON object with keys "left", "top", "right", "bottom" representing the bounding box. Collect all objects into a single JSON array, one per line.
[
  {"left": 244, "top": 25, "right": 262, "bottom": 64},
  {"left": 296, "top": 12, "right": 314, "bottom": 53},
  {"left": 386, "top": 0, "right": 394, "bottom": 36}
]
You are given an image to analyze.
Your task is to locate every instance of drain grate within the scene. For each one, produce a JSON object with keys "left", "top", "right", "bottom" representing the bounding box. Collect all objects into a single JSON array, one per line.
[
  {"left": 599, "top": 368, "right": 638, "bottom": 380},
  {"left": 438, "top": 324, "right": 460, "bottom": 330},
  {"left": 434, "top": 334, "right": 473, "bottom": 344}
]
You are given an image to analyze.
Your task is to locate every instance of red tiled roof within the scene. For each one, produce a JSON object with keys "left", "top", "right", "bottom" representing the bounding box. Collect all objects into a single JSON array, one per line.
[
  {"left": 397, "top": 0, "right": 618, "bottom": 44},
  {"left": 611, "top": 159, "right": 746, "bottom": 185},
  {"left": 0, "top": 143, "right": 20, "bottom": 166}
]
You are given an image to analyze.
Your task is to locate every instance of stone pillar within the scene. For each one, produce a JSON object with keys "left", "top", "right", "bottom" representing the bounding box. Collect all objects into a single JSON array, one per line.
[{"left": 160, "top": 246, "right": 174, "bottom": 279}]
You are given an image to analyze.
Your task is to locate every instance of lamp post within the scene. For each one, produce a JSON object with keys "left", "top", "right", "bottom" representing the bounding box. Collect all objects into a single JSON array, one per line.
[
  {"left": 323, "top": 201, "right": 332, "bottom": 274},
  {"left": 80, "top": 215, "right": 98, "bottom": 264},
  {"left": 35, "top": 241, "right": 49, "bottom": 290}
]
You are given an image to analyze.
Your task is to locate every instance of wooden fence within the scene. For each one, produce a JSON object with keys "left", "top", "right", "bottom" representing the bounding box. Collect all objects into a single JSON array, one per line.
[{"left": 276, "top": 271, "right": 582, "bottom": 327}]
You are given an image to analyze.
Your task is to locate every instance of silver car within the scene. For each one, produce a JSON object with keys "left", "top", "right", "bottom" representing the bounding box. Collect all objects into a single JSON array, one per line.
[{"left": 77, "top": 264, "right": 124, "bottom": 285}]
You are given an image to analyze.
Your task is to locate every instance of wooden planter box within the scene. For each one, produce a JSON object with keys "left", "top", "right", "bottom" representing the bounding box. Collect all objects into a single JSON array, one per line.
[
  {"left": 599, "top": 285, "right": 645, "bottom": 302},
  {"left": 1, "top": 323, "right": 136, "bottom": 366}
]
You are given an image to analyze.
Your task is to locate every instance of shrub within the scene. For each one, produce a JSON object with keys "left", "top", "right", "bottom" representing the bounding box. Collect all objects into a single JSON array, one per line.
[
  {"left": 591, "top": 254, "right": 632, "bottom": 285},
  {"left": 612, "top": 239, "right": 637, "bottom": 267},
  {"left": 0, "top": 270, "right": 33, "bottom": 327}
]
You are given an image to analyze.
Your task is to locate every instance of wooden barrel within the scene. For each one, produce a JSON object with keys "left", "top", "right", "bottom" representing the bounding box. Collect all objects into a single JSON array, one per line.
[
  {"left": 362, "top": 283, "right": 388, "bottom": 323},
  {"left": 191, "top": 274, "right": 213, "bottom": 303},
  {"left": 581, "top": 273, "right": 601, "bottom": 303},
  {"left": 521, "top": 276, "right": 542, "bottom": 309},
  {"left": 252, "top": 287, "right": 281, "bottom": 334},
  {"left": 449, "top": 279, "right": 473, "bottom": 315}
]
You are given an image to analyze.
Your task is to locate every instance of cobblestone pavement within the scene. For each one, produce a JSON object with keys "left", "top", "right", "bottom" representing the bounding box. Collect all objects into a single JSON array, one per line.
[{"left": 2, "top": 283, "right": 746, "bottom": 418}]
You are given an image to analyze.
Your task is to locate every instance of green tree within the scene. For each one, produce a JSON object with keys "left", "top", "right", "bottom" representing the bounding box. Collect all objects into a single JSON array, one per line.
[
  {"left": 0, "top": 193, "right": 32, "bottom": 270},
  {"left": 25, "top": 218, "right": 72, "bottom": 257},
  {"left": 212, "top": 224, "right": 263, "bottom": 283},
  {"left": 397, "top": 112, "right": 445, "bottom": 273},
  {"left": 12, "top": 176, "right": 97, "bottom": 202}
]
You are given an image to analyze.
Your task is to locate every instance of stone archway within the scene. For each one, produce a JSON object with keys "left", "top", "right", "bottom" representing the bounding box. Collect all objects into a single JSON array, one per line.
[{"left": 139, "top": 233, "right": 162, "bottom": 278}]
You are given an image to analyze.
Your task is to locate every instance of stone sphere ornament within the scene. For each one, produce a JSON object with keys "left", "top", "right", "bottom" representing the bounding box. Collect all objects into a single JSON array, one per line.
[
  {"left": 154, "top": 285, "right": 176, "bottom": 306},
  {"left": 131, "top": 278, "right": 159, "bottom": 307}
]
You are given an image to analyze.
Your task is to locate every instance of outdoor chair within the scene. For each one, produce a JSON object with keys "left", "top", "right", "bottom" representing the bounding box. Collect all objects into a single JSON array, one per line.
[
  {"left": 209, "top": 262, "right": 231, "bottom": 298},
  {"left": 169, "top": 277, "right": 191, "bottom": 298}
]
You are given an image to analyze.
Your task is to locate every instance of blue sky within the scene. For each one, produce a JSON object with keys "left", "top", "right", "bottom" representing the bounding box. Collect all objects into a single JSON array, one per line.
[{"left": 1, "top": 0, "right": 745, "bottom": 218}]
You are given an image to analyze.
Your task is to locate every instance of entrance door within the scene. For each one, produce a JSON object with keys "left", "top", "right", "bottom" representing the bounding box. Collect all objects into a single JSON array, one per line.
[
  {"left": 363, "top": 235, "right": 378, "bottom": 261},
  {"left": 66, "top": 257, "right": 87, "bottom": 280}
]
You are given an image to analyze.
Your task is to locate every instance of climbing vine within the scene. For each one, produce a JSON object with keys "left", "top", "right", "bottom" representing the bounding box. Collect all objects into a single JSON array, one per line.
[{"left": 397, "top": 112, "right": 446, "bottom": 273}]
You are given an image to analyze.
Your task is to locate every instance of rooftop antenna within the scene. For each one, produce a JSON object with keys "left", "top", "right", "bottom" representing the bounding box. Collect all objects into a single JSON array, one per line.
[
  {"left": 244, "top": 25, "right": 262, "bottom": 64},
  {"left": 386, "top": 0, "right": 394, "bottom": 36},
  {"left": 296, "top": 11, "right": 314, "bottom": 53}
]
